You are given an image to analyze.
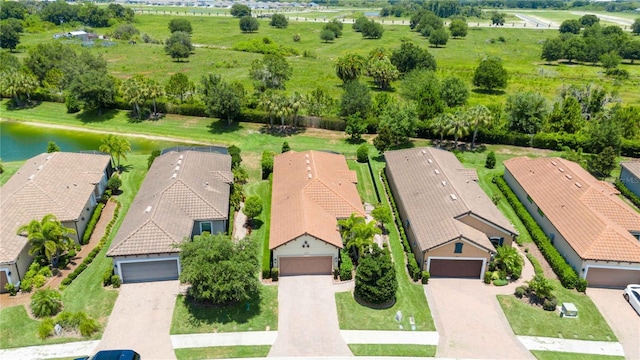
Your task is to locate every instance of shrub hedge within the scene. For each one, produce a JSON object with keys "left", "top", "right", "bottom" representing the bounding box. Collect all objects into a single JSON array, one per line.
[
  {"left": 62, "top": 200, "right": 121, "bottom": 288},
  {"left": 495, "top": 176, "right": 578, "bottom": 289},
  {"left": 615, "top": 179, "right": 640, "bottom": 209},
  {"left": 380, "top": 169, "right": 422, "bottom": 282},
  {"left": 339, "top": 249, "right": 353, "bottom": 281},
  {"left": 526, "top": 253, "right": 544, "bottom": 275},
  {"left": 82, "top": 203, "right": 104, "bottom": 245}
]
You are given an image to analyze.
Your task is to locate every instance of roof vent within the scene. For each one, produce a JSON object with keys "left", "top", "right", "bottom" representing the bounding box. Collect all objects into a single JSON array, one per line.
[
  {"left": 46, "top": 155, "right": 53, "bottom": 160},
  {"left": 565, "top": 174, "right": 573, "bottom": 180},
  {"left": 175, "top": 166, "right": 180, "bottom": 171},
  {"left": 177, "top": 160, "right": 182, "bottom": 164},
  {"left": 179, "top": 155, "right": 184, "bottom": 160},
  {"left": 575, "top": 182, "right": 583, "bottom": 188},
  {"left": 421, "top": 149, "right": 427, "bottom": 154},
  {"left": 551, "top": 161, "right": 557, "bottom": 166},
  {"left": 434, "top": 169, "right": 440, "bottom": 175},
  {"left": 427, "top": 159, "right": 433, "bottom": 164},
  {"left": 441, "top": 181, "right": 447, "bottom": 186},
  {"left": 307, "top": 166, "right": 311, "bottom": 171},
  {"left": 28, "top": 174, "right": 35, "bottom": 181},
  {"left": 171, "top": 173, "right": 177, "bottom": 179},
  {"left": 306, "top": 159, "right": 310, "bottom": 164},
  {"left": 308, "top": 173, "right": 312, "bottom": 179},
  {"left": 558, "top": 167, "right": 565, "bottom": 172},
  {"left": 450, "top": 193, "right": 458, "bottom": 201},
  {"left": 144, "top": 206, "right": 152, "bottom": 213},
  {"left": 37, "top": 165, "right": 43, "bottom": 171},
  {"left": 305, "top": 154, "right": 309, "bottom": 158}
]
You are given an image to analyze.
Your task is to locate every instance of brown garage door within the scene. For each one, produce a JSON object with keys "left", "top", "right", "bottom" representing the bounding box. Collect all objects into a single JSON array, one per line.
[
  {"left": 586, "top": 267, "right": 640, "bottom": 288},
  {"left": 280, "top": 256, "right": 332, "bottom": 276},
  {"left": 429, "top": 259, "right": 483, "bottom": 278}
]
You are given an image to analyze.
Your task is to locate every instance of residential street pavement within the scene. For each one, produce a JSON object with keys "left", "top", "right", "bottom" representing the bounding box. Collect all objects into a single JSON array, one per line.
[{"left": 268, "top": 275, "right": 353, "bottom": 357}]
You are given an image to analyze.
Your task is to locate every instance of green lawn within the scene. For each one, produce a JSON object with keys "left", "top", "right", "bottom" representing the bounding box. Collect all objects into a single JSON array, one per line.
[
  {"left": 497, "top": 280, "right": 616, "bottom": 341},
  {"left": 170, "top": 285, "right": 278, "bottom": 334},
  {"left": 244, "top": 180, "right": 272, "bottom": 272},
  {"left": 348, "top": 344, "right": 437, "bottom": 357},
  {"left": 174, "top": 345, "right": 271, "bottom": 360},
  {"left": 0, "top": 160, "right": 24, "bottom": 186},
  {"left": 531, "top": 351, "right": 624, "bottom": 360},
  {"left": 335, "top": 156, "right": 435, "bottom": 332},
  {"left": 347, "top": 158, "right": 379, "bottom": 205},
  {"left": 0, "top": 154, "right": 148, "bottom": 349}
]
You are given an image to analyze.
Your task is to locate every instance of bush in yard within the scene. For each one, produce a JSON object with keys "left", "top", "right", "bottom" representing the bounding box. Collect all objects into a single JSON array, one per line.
[
  {"left": 339, "top": 249, "right": 353, "bottom": 281},
  {"left": 407, "top": 256, "right": 421, "bottom": 282},
  {"left": 4, "top": 283, "right": 17, "bottom": 296},
  {"left": 228, "top": 145, "right": 242, "bottom": 168},
  {"left": 38, "top": 318, "right": 54, "bottom": 339},
  {"left": 356, "top": 144, "right": 369, "bottom": 163},
  {"left": 271, "top": 268, "right": 279, "bottom": 282},
  {"left": 147, "top": 149, "right": 161, "bottom": 169},
  {"left": 111, "top": 275, "right": 121, "bottom": 288},
  {"left": 543, "top": 297, "right": 558, "bottom": 311},
  {"left": 82, "top": 203, "right": 104, "bottom": 244},
  {"left": 355, "top": 245, "right": 397, "bottom": 305},
  {"left": 281, "top": 141, "right": 290, "bottom": 153},
  {"left": 31, "top": 289, "right": 63, "bottom": 318},
  {"left": 107, "top": 176, "right": 122, "bottom": 192},
  {"left": 493, "top": 278, "right": 508, "bottom": 286},
  {"left": 103, "top": 267, "right": 113, "bottom": 286},
  {"left": 421, "top": 271, "right": 430, "bottom": 284},
  {"left": 77, "top": 312, "right": 100, "bottom": 336},
  {"left": 261, "top": 150, "right": 275, "bottom": 180},
  {"left": 515, "top": 285, "right": 526, "bottom": 298},
  {"left": 484, "top": 271, "right": 492, "bottom": 284},
  {"left": 485, "top": 151, "right": 496, "bottom": 169},
  {"left": 576, "top": 278, "right": 588, "bottom": 293}
]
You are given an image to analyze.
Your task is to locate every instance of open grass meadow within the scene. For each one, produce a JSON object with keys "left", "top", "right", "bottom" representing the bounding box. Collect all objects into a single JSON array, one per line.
[
  {"left": 497, "top": 279, "right": 616, "bottom": 341},
  {"left": 174, "top": 345, "right": 271, "bottom": 360},
  {"left": 11, "top": 10, "right": 640, "bottom": 107},
  {"left": 0, "top": 160, "right": 23, "bottom": 186}
]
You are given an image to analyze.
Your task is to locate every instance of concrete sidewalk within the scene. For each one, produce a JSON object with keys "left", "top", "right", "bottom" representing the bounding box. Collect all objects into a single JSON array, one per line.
[
  {"left": 0, "top": 340, "right": 99, "bottom": 360},
  {"left": 171, "top": 331, "right": 277, "bottom": 349},
  {"left": 341, "top": 330, "right": 439, "bottom": 345},
  {"left": 517, "top": 336, "right": 625, "bottom": 357}
]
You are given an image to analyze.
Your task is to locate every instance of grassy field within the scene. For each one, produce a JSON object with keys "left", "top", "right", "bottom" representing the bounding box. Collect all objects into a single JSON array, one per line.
[
  {"left": 0, "top": 160, "right": 23, "bottom": 186},
  {"left": 497, "top": 279, "right": 616, "bottom": 341},
  {"left": 244, "top": 180, "right": 273, "bottom": 272},
  {"left": 348, "top": 344, "right": 437, "bottom": 357},
  {"left": 531, "top": 351, "right": 625, "bottom": 360},
  {"left": 11, "top": 11, "right": 640, "bottom": 107},
  {"left": 347, "top": 159, "right": 379, "bottom": 205},
  {"left": 0, "top": 154, "right": 148, "bottom": 349},
  {"left": 170, "top": 285, "right": 278, "bottom": 334},
  {"left": 174, "top": 345, "right": 271, "bottom": 360}
]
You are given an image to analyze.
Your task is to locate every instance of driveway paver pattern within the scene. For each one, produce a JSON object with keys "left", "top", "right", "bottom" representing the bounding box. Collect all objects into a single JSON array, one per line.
[
  {"left": 93, "top": 280, "right": 181, "bottom": 360},
  {"left": 587, "top": 287, "right": 640, "bottom": 359},
  {"left": 268, "top": 275, "right": 352, "bottom": 357}
]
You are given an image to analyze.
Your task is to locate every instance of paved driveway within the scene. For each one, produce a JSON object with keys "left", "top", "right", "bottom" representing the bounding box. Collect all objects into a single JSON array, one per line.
[
  {"left": 94, "top": 281, "right": 181, "bottom": 359},
  {"left": 425, "top": 279, "right": 534, "bottom": 359},
  {"left": 268, "top": 275, "right": 352, "bottom": 357},
  {"left": 587, "top": 288, "right": 640, "bottom": 360}
]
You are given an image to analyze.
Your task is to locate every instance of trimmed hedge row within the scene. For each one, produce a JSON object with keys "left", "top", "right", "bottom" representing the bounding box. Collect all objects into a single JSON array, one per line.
[
  {"left": 495, "top": 176, "right": 578, "bottom": 289},
  {"left": 380, "top": 169, "right": 422, "bottom": 282},
  {"left": 82, "top": 203, "right": 104, "bottom": 245},
  {"left": 526, "top": 253, "right": 544, "bottom": 275},
  {"left": 339, "top": 249, "right": 353, "bottom": 281},
  {"left": 60, "top": 200, "right": 121, "bottom": 288},
  {"left": 615, "top": 179, "right": 640, "bottom": 209}
]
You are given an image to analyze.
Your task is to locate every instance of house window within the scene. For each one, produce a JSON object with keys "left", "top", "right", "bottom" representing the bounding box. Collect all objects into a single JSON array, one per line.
[
  {"left": 200, "top": 221, "right": 213, "bottom": 234},
  {"left": 527, "top": 195, "right": 533, "bottom": 204},
  {"left": 537, "top": 207, "right": 545, "bottom": 218},
  {"left": 490, "top": 237, "right": 504, "bottom": 247},
  {"left": 454, "top": 242, "right": 463, "bottom": 254}
]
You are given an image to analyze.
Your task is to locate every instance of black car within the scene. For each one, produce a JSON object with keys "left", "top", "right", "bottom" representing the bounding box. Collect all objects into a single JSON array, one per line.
[{"left": 75, "top": 350, "right": 141, "bottom": 360}]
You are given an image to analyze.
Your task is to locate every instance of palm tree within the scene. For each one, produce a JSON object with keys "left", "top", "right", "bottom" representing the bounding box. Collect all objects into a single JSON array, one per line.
[
  {"left": 99, "top": 134, "right": 131, "bottom": 171},
  {"left": 493, "top": 245, "right": 523, "bottom": 278},
  {"left": 338, "top": 213, "right": 366, "bottom": 241},
  {"left": 468, "top": 105, "right": 492, "bottom": 149},
  {"left": 258, "top": 90, "right": 277, "bottom": 127},
  {"left": 346, "top": 221, "right": 381, "bottom": 262},
  {"left": 335, "top": 53, "right": 366, "bottom": 83},
  {"left": 446, "top": 110, "right": 470, "bottom": 150},
  {"left": 289, "top": 92, "right": 305, "bottom": 127},
  {"left": 431, "top": 113, "right": 453, "bottom": 148},
  {"left": 121, "top": 75, "right": 147, "bottom": 119},
  {"left": 17, "top": 214, "right": 75, "bottom": 267},
  {"left": 274, "top": 93, "right": 292, "bottom": 126},
  {"left": 147, "top": 79, "right": 165, "bottom": 117}
]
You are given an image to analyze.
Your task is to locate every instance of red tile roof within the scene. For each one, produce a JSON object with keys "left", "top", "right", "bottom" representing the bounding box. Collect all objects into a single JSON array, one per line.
[
  {"left": 269, "top": 151, "right": 365, "bottom": 250},
  {"left": 504, "top": 157, "right": 640, "bottom": 263}
]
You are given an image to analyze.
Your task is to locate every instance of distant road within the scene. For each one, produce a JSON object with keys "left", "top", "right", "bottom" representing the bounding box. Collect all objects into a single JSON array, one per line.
[
  {"left": 514, "top": 13, "right": 556, "bottom": 28},
  {"left": 571, "top": 11, "right": 634, "bottom": 26}
]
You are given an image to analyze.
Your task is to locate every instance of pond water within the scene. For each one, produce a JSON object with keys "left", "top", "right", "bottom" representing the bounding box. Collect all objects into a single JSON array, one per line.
[{"left": 0, "top": 121, "right": 190, "bottom": 162}]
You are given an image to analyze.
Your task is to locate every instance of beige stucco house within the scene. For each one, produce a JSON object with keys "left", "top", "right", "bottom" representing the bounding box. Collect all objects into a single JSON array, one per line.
[
  {"left": 504, "top": 157, "right": 640, "bottom": 288},
  {"left": 269, "top": 150, "right": 365, "bottom": 276},
  {"left": 0, "top": 152, "right": 112, "bottom": 291},
  {"left": 385, "top": 147, "right": 518, "bottom": 279},
  {"left": 107, "top": 148, "right": 232, "bottom": 283}
]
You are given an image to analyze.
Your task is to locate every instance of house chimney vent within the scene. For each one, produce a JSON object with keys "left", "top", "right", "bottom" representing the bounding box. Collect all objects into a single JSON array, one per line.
[
  {"left": 450, "top": 193, "right": 458, "bottom": 201},
  {"left": 144, "top": 206, "right": 152, "bottom": 213}
]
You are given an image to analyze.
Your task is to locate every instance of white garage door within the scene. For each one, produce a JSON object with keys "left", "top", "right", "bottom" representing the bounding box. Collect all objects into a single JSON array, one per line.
[{"left": 120, "top": 260, "right": 179, "bottom": 283}]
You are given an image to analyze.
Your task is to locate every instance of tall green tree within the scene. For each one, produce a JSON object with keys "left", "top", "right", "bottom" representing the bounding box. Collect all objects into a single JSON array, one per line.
[
  {"left": 270, "top": 14, "right": 288, "bottom": 29},
  {"left": 17, "top": 214, "right": 75, "bottom": 267},
  {"left": 355, "top": 245, "right": 397, "bottom": 305},
  {"left": 361, "top": 20, "right": 384, "bottom": 39},
  {"left": 165, "top": 31, "right": 193, "bottom": 62},
  {"left": 506, "top": 92, "right": 548, "bottom": 135},
  {"left": 468, "top": 105, "right": 492, "bottom": 149},
  {"left": 99, "top": 134, "right": 131, "bottom": 170},
  {"left": 168, "top": 18, "right": 192, "bottom": 34},
  {"left": 340, "top": 80, "right": 371, "bottom": 118},
  {"left": 67, "top": 70, "right": 116, "bottom": 115},
  {"left": 0, "top": 70, "right": 38, "bottom": 107},
  {"left": 402, "top": 69, "right": 443, "bottom": 120},
  {"left": 559, "top": 19, "right": 581, "bottom": 34},
  {"left": 165, "top": 73, "right": 193, "bottom": 103},
  {"left": 320, "top": 29, "right": 336, "bottom": 43},
  {"left": 367, "top": 56, "right": 399, "bottom": 90},
  {"left": 440, "top": 76, "right": 469, "bottom": 108},
  {"left": 587, "top": 113, "right": 622, "bottom": 154},
  {"left": 632, "top": 18, "right": 640, "bottom": 35},
  {"left": 449, "top": 18, "right": 468, "bottom": 38},
  {"left": 178, "top": 233, "right": 259, "bottom": 305},
  {"left": 230, "top": 4, "right": 251, "bottom": 17},
  {"left": 541, "top": 37, "right": 564, "bottom": 62},
  {"left": 249, "top": 54, "right": 292, "bottom": 92},
  {"left": 390, "top": 40, "right": 436, "bottom": 74},
  {"left": 242, "top": 196, "right": 263, "bottom": 230},
  {"left": 289, "top": 92, "right": 305, "bottom": 127},
  {"left": 446, "top": 110, "right": 470, "bottom": 149},
  {"left": 473, "top": 57, "right": 508, "bottom": 92},
  {"left": 200, "top": 74, "right": 245, "bottom": 125},
  {"left": 371, "top": 204, "right": 392, "bottom": 233},
  {"left": 0, "top": 22, "right": 20, "bottom": 52},
  {"left": 545, "top": 96, "right": 584, "bottom": 134},
  {"left": 121, "top": 74, "right": 150, "bottom": 120},
  {"left": 239, "top": 16, "right": 259, "bottom": 33},
  {"left": 587, "top": 146, "right": 617, "bottom": 180},
  {"left": 306, "top": 87, "right": 334, "bottom": 117},
  {"left": 429, "top": 27, "right": 449, "bottom": 48}
]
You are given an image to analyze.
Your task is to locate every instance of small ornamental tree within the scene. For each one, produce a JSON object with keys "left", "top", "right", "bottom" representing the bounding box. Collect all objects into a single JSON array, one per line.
[
  {"left": 147, "top": 149, "right": 161, "bottom": 169},
  {"left": 356, "top": 144, "right": 369, "bottom": 163},
  {"left": 281, "top": 141, "right": 290, "bottom": 153},
  {"left": 107, "top": 176, "right": 122, "bottom": 192},
  {"left": 371, "top": 204, "right": 392, "bottom": 233},
  {"left": 31, "top": 289, "right": 63, "bottom": 318},
  {"left": 168, "top": 18, "right": 192, "bottom": 34},
  {"left": 354, "top": 245, "right": 397, "bottom": 305},
  {"left": 473, "top": 57, "right": 508, "bottom": 92},
  {"left": 261, "top": 150, "right": 275, "bottom": 180},
  {"left": 243, "top": 196, "right": 263, "bottom": 230},
  {"left": 485, "top": 151, "right": 496, "bottom": 169},
  {"left": 270, "top": 14, "right": 288, "bottom": 29},
  {"left": 320, "top": 29, "right": 335, "bottom": 43},
  {"left": 240, "top": 16, "right": 259, "bottom": 33},
  {"left": 228, "top": 145, "right": 242, "bottom": 168},
  {"left": 46, "top": 141, "right": 60, "bottom": 153},
  {"left": 230, "top": 4, "right": 251, "bottom": 18}
]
